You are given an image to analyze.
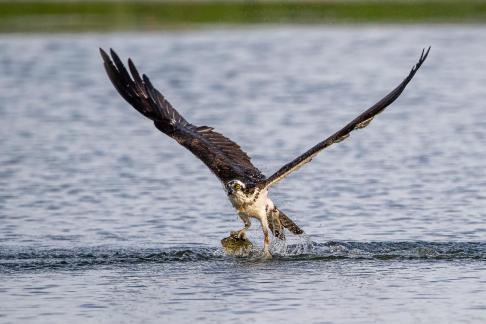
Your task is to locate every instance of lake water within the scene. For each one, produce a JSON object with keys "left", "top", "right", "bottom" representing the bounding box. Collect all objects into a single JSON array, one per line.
[{"left": 1, "top": 26, "right": 486, "bottom": 323}]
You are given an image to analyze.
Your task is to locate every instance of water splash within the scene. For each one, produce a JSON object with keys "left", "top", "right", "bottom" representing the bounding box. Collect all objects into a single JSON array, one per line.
[
  {"left": 271, "top": 233, "right": 314, "bottom": 256},
  {"left": 1, "top": 241, "right": 485, "bottom": 273}
]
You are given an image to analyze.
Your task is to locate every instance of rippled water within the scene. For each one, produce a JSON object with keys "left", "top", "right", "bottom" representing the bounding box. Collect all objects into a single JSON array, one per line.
[{"left": 1, "top": 26, "right": 486, "bottom": 323}]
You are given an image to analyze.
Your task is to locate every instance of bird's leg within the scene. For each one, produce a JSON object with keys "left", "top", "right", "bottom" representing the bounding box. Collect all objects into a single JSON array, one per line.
[
  {"left": 231, "top": 213, "right": 251, "bottom": 239},
  {"left": 260, "top": 216, "right": 272, "bottom": 259}
]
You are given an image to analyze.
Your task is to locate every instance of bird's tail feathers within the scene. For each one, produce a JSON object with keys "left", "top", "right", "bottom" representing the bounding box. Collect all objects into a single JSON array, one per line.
[
  {"left": 278, "top": 208, "right": 304, "bottom": 235},
  {"left": 268, "top": 207, "right": 304, "bottom": 239}
]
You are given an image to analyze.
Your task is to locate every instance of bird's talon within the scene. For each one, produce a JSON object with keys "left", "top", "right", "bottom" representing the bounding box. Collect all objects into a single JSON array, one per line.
[
  {"left": 263, "top": 251, "right": 272, "bottom": 260},
  {"left": 230, "top": 231, "right": 247, "bottom": 240}
]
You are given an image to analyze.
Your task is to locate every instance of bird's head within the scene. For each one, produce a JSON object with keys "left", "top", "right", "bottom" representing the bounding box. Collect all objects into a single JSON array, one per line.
[
  {"left": 226, "top": 180, "right": 246, "bottom": 196},
  {"left": 226, "top": 180, "right": 246, "bottom": 197},
  {"left": 226, "top": 180, "right": 259, "bottom": 206}
]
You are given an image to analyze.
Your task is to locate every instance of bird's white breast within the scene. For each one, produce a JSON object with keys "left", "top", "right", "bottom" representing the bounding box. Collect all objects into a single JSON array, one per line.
[{"left": 228, "top": 188, "right": 272, "bottom": 220}]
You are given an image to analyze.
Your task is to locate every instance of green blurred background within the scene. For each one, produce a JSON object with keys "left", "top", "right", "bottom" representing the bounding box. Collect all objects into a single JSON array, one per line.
[{"left": 1, "top": 0, "right": 486, "bottom": 32}]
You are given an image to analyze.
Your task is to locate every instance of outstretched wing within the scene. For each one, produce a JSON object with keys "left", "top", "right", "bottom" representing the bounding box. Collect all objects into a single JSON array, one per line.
[
  {"left": 100, "top": 48, "right": 265, "bottom": 185},
  {"left": 259, "top": 47, "right": 430, "bottom": 190}
]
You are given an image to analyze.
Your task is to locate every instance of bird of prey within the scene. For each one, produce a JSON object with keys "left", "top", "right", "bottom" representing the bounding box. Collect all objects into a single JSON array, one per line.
[{"left": 100, "top": 47, "right": 430, "bottom": 258}]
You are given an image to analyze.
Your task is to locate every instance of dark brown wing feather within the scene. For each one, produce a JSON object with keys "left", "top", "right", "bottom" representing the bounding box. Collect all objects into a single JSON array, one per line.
[
  {"left": 259, "top": 47, "right": 431, "bottom": 189},
  {"left": 100, "top": 48, "right": 264, "bottom": 184}
]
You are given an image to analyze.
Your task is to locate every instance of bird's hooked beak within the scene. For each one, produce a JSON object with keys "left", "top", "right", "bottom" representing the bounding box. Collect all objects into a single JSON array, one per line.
[{"left": 227, "top": 188, "right": 235, "bottom": 196}]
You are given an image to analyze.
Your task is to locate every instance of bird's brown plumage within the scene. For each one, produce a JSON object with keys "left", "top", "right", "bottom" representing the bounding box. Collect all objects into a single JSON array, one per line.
[
  {"left": 100, "top": 48, "right": 265, "bottom": 185},
  {"left": 259, "top": 47, "right": 431, "bottom": 190}
]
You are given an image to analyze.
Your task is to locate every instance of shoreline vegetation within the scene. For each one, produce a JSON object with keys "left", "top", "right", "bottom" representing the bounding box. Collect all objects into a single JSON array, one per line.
[{"left": 1, "top": 1, "right": 486, "bottom": 32}]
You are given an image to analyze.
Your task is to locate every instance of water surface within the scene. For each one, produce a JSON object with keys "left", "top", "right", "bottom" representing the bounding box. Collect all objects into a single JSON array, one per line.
[{"left": 1, "top": 26, "right": 486, "bottom": 323}]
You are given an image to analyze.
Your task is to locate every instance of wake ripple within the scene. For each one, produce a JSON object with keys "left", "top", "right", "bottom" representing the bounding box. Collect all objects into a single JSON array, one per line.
[{"left": 1, "top": 241, "right": 485, "bottom": 272}]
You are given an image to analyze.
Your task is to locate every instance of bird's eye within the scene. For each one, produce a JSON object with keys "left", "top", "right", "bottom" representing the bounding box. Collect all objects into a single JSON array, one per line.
[{"left": 234, "top": 183, "right": 241, "bottom": 190}]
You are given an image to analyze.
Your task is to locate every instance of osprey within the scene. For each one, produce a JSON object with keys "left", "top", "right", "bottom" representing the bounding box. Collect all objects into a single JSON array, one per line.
[{"left": 100, "top": 47, "right": 430, "bottom": 258}]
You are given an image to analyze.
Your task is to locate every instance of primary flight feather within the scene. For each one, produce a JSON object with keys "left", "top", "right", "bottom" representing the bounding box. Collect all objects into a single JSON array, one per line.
[{"left": 100, "top": 47, "right": 430, "bottom": 258}]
